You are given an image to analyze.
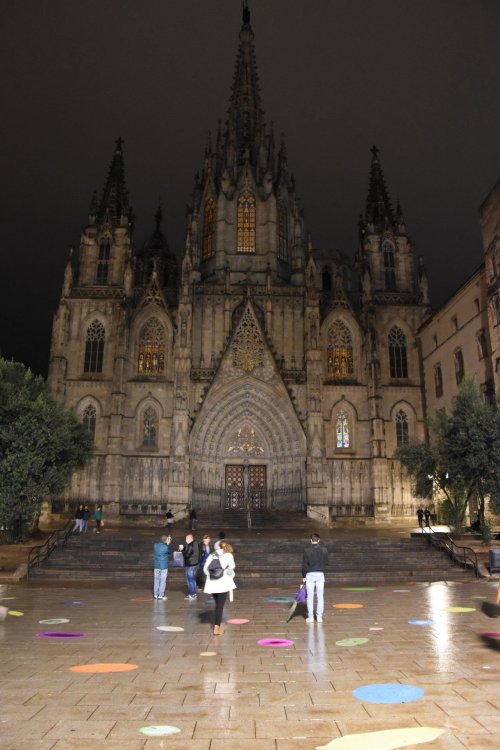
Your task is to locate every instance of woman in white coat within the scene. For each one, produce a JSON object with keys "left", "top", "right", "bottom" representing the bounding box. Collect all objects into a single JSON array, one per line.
[{"left": 203, "top": 541, "right": 236, "bottom": 635}]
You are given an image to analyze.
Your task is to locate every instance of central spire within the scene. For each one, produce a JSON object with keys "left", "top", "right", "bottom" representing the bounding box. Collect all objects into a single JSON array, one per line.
[{"left": 227, "top": 2, "right": 264, "bottom": 168}]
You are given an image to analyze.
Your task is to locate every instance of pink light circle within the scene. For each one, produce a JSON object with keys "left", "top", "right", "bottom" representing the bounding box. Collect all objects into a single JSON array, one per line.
[{"left": 258, "top": 638, "right": 294, "bottom": 647}]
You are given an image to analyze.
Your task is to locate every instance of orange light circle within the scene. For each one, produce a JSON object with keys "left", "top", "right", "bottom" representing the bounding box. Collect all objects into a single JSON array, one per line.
[{"left": 70, "top": 663, "right": 138, "bottom": 673}]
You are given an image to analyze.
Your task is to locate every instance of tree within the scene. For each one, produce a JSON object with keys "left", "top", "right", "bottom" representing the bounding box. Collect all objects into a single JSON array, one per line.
[
  {"left": 0, "top": 359, "right": 93, "bottom": 541},
  {"left": 396, "top": 379, "right": 500, "bottom": 531}
]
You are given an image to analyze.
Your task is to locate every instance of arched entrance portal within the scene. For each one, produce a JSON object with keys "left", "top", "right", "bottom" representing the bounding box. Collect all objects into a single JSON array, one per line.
[{"left": 190, "top": 377, "right": 306, "bottom": 513}]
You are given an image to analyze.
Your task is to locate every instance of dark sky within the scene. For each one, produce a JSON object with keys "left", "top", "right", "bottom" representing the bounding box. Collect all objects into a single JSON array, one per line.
[{"left": 2, "top": 0, "right": 500, "bottom": 376}]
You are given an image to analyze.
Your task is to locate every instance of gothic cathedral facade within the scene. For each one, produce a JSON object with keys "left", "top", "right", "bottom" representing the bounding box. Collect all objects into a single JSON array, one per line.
[{"left": 48, "top": 8, "right": 430, "bottom": 525}]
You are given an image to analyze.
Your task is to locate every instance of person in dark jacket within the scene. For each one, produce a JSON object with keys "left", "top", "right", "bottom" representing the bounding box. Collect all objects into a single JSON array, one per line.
[
  {"left": 302, "top": 532, "right": 328, "bottom": 624},
  {"left": 179, "top": 533, "right": 199, "bottom": 600},
  {"left": 153, "top": 534, "right": 171, "bottom": 599}
]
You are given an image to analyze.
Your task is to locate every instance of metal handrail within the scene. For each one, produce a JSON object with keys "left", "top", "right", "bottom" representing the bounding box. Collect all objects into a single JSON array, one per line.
[
  {"left": 423, "top": 526, "right": 478, "bottom": 577},
  {"left": 26, "top": 520, "right": 74, "bottom": 578}
]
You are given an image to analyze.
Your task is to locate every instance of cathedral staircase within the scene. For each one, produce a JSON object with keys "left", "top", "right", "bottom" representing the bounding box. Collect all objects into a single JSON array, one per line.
[{"left": 28, "top": 513, "right": 476, "bottom": 587}]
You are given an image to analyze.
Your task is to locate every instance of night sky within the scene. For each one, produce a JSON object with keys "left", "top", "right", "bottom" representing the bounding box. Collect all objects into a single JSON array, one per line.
[{"left": 2, "top": 0, "right": 500, "bottom": 376}]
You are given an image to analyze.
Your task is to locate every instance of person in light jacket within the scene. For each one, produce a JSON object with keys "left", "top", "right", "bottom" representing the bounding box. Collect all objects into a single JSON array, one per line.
[{"left": 203, "top": 541, "right": 236, "bottom": 635}]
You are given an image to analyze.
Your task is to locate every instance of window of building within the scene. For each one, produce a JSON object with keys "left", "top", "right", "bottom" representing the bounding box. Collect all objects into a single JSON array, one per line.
[
  {"left": 395, "top": 409, "right": 409, "bottom": 447},
  {"left": 388, "top": 326, "right": 408, "bottom": 378},
  {"left": 84, "top": 320, "right": 105, "bottom": 373},
  {"left": 336, "top": 410, "right": 350, "bottom": 448},
  {"left": 142, "top": 407, "right": 158, "bottom": 448},
  {"left": 474, "top": 297, "right": 480, "bottom": 314},
  {"left": 451, "top": 315, "right": 458, "bottom": 331},
  {"left": 383, "top": 242, "right": 396, "bottom": 290},
  {"left": 201, "top": 197, "right": 216, "bottom": 261},
  {"left": 96, "top": 237, "right": 111, "bottom": 284},
  {"left": 454, "top": 348, "right": 464, "bottom": 385},
  {"left": 277, "top": 204, "right": 288, "bottom": 261},
  {"left": 236, "top": 191, "right": 256, "bottom": 253},
  {"left": 82, "top": 404, "right": 96, "bottom": 440},
  {"left": 494, "top": 294, "right": 500, "bottom": 325},
  {"left": 433, "top": 334, "right": 438, "bottom": 349},
  {"left": 138, "top": 318, "right": 165, "bottom": 374},
  {"left": 326, "top": 320, "right": 354, "bottom": 378},
  {"left": 434, "top": 364, "right": 443, "bottom": 398},
  {"left": 477, "top": 330, "right": 488, "bottom": 360}
]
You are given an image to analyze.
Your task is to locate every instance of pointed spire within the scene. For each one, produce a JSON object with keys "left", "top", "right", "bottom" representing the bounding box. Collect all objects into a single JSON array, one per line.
[
  {"left": 227, "top": 2, "right": 264, "bottom": 167},
  {"left": 98, "top": 137, "right": 130, "bottom": 225},
  {"left": 365, "top": 145, "right": 394, "bottom": 228}
]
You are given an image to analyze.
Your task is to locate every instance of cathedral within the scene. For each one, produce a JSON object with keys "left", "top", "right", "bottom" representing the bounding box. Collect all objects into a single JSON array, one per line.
[{"left": 48, "top": 6, "right": 431, "bottom": 526}]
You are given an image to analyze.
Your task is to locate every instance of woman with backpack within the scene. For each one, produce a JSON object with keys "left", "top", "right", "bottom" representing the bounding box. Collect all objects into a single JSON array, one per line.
[{"left": 203, "top": 541, "right": 236, "bottom": 635}]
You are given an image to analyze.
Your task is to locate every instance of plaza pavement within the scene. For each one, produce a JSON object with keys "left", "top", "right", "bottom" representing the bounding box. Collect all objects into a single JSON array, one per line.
[{"left": 1, "top": 571, "right": 500, "bottom": 750}]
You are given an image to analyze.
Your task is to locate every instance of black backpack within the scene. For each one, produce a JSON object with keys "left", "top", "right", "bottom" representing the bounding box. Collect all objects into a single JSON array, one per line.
[{"left": 208, "top": 554, "right": 224, "bottom": 579}]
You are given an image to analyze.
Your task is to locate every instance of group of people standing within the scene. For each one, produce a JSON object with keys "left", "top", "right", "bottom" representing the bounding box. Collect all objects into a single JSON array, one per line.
[
  {"left": 73, "top": 504, "right": 103, "bottom": 534},
  {"left": 416, "top": 507, "right": 433, "bottom": 528},
  {"left": 152, "top": 528, "right": 236, "bottom": 635}
]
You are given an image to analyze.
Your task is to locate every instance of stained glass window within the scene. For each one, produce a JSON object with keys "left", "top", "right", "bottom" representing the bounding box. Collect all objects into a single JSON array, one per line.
[
  {"left": 237, "top": 191, "right": 256, "bottom": 253},
  {"left": 388, "top": 326, "right": 408, "bottom": 378},
  {"left": 202, "top": 197, "right": 216, "bottom": 260},
  {"left": 138, "top": 318, "right": 165, "bottom": 375},
  {"left": 82, "top": 404, "right": 96, "bottom": 440},
  {"left": 96, "top": 236, "right": 111, "bottom": 284},
  {"left": 395, "top": 409, "right": 409, "bottom": 446},
  {"left": 327, "top": 320, "right": 354, "bottom": 378},
  {"left": 336, "top": 410, "right": 350, "bottom": 448},
  {"left": 84, "top": 320, "right": 105, "bottom": 373},
  {"left": 142, "top": 407, "right": 158, "bottom": 448},
  {"left": 383, "top": 242, "right": 396, "bottom": 290},
  {"left": 277, "top": 203, "right": 288, "bottom": 261}
]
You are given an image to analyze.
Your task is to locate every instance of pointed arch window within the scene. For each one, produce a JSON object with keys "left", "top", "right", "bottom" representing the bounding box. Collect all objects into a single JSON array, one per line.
[
  {"left": 388, "top": 326, "right": 408, "bottom": 378},
  {"left": 395, "top": 409, "right": 409, "bottom": 447},
  {"left": 96, "top": 236, "right": 111, "bottom": 284},
  {"left": 383, "top": 242, "right": 396, "bottom": 290},
  {"left": 137, "top": 318, "right": 165, "bottom": 375},
  {"left": 202, "top": 197, "right": 216, "bottom": 261},
  {"left": 336, "top": 410, "right": 350, "bottom": 448},
  {"left": 142, "top": 406, "right": 158, "bottom": 448},
  {"left": 84, "top": 320, "right": 105, "bottom": 373},
  {"left": 327, "top": 320, "right": 354, "bottom": 379},
  {"left": 82, "top": 404, "right": 97, "bottom": 440},
  {"left": 237, "top": 191, "right": 256, "bottom": 253},
  {"left": 277, "top": 203, "right": 288, "bottom": 261},
  {"left": 434, "top": 364, "right": 443, "bottom": 398}
]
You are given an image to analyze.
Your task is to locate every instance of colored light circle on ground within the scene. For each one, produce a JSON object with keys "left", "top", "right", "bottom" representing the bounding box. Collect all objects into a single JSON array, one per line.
[
  {"left": 481, "top": 632, "right": 500, "bottom": 637},
  {"left": 393, "top": 589, "right": 411, "bottom": 593},
  {"left": 130, "top": 597, "right": 153, "bottom": 602},
  {"left": 342, "top": 587, "right": 376, "bottom": 591},
  {"left": 200, "top": 651, "right": 217, "bottom": 656},
  {"left": 70, "top": 663, "right": 139, "bottom": 673},
  {"left": 39, "top": 618, "right": 70, "bottom": 625},
  {"left": 441, "top": 606, "right": 475, "bottom": 613},
  {"left": 156, "top": 625, "right": 184, "bottom": 632},
  {"left": 316, "top": 727, "right": 445, "bottom": 750},
  {"left": 228, "top": 618, "right": 249, "bottom": 624},
  {"left": 139, "top": 726, "right": 180, "bottom": 737},
  {"left": 258, "top": 638, "right": 294, "bottom": 647},
  {"left": 37, "top": 632, "right": 85, "bottom": 638},
  {"left": 369, "top": 627, "right": 384, "bottom": 631},
  {"left": 353, "top": 683, "right": 424, "bottom": 704},
  {"left": 7, "top": 610, "right": 24, "bottom": 616},
  {"left": 336, "top": 637, "right": 369, "bottom": 647},
  {"left": 61, "top": 601, "right": 84, "bottom": 606},
  {"left": 333, "top": 603, "right": 363, "bottom": 609},
  {"left": 264, "top": 596, "right": 295, "bottom": 603},
  {"left": 408, "top": 619, "right": 434, "bottom": 626}
]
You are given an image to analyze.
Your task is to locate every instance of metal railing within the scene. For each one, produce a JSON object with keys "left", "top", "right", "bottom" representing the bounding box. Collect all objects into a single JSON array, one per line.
[
  {"left": 191, "top": 487, "right": 305, "bottom": 512},
  {"left": 120, "top": 503, "right": 168, "bottom": 516},
  {"left": 423, "top": 527, "right": 478, "bottom": 577},
  {"left": 26, "top": 520, "right": 74, "bottom": 579}
]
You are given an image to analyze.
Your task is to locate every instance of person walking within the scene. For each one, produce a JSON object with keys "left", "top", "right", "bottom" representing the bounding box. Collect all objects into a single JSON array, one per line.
[
  {"left": 94, "top": 504, "right": 103, "bottom": 534},
  {"left": 179, "top": 533, "right": 200, "bottom": 600},
  {"left": 424, "top": 507, "right": 431, "bottom": 528},
  {"left": 166, "top": 509, "right": 174, "bottom": 530},
  {"left": 203, "top": 541, "right": 236, "bottom": 635},
  {"left": 73, "top": 504, "right": 85, "bottom": 534},
  {"left": 153, "top": 534, "right": 171, "bottom": 600},
  {"left": 302, "top": 532, "right": 328, "bottom": 624},
  {"left": 416, "top": 507, "right": 424, "bottom": 529},
  {"left": 82, "top": 505, "right": 91, "bottom": 533},
  {"left": 189, "top": 508, "right": 197, "bottom": 531}
]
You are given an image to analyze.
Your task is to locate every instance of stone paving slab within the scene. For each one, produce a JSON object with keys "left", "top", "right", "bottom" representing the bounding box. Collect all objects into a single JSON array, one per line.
[{"left": 1, "top": 578, "right": 500, "bottom": 749}]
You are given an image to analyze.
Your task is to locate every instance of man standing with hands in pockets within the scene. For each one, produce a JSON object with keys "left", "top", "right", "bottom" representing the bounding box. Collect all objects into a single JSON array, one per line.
[{"left": 302, "top": 532, "right": 328, "bottom": 624}]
